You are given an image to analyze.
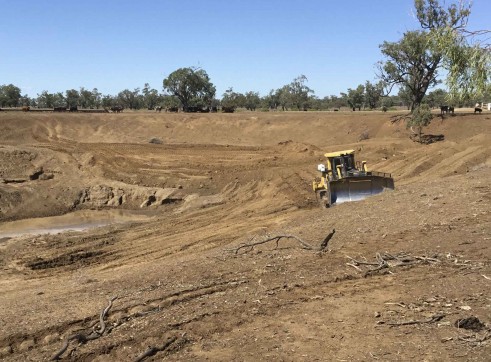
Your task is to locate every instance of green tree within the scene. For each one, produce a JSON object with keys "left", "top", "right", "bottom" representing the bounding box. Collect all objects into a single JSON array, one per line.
[
  {"left": 328, "top": 94, "right": 347, "bottom": 109},
  {"left": 289, "top": 75, "right": 314, "bottom": 110},
  {"left": 65, "top": 89, "right": 80, "bottom": 108},
  {"left": 142, "top": 83, "right": 160, "bottom": 110},
  {"left": 0, "top": 84, "right": 22, "bottom": 107},
  {"left": 53, "top": 92, "right": 66, "bottom": 107},
  {"left": 221, "top": 87, "right": 243, "bottom": 110},
  {"left": 378, "top": 30, "right": 442, "bottom": 111},
  {"left": 339, "top": 93, "right": 350, "bottom": 109},
  {"left": 277, "top": 86, "right": 291, "bottom": 111},
  {"left": 364, "top": 81, "right": 383, "bottom": 109},
  {"left": 163, "top": 67, "right": 216, "bottom": 111},
  {"left": 379, "top": 0, "right": 489, "bottom": 110},
  {"left": 407, "top": 103, "right": 433, "bottom": 142},
  {"left": 37, "top": 91, "right": 54, "bottom": 108},
  {"left": 91, "top": 88, "right": 102, "bottom": 109},
  {"left": 263, "top": 89, "right": 280, "bottom": 110},
  {"left": 425, "top": 88, "right": 447, "bottom": 108},
  {"left": 309, "top": 96, "right": 330, "bottom": 111},
  {"left": 78, "top": 87, "right": 101, "bottom": 109},
  {"left": 117, "top": 88, "right": 141, "bottom": 109},
  {"left": 37, "top": 91, "right": 65, "bottom": 108},
  {"left": 244, "top": 91, "right": 261, "bottom": 111},
  {"left": 161, "top": 94, "right": 180, "bottom": 109},
  {"left": 20, "top": 94, "right": 34, "bottom": 107},
  {"left": 101, "top": 94, "right": 115, "bottom": 109},
  {"left": 415, "top": 0, "right": 490, "bottom": 101},
  {"left": 347, "top": 85, "right": 365, "bottom": 110}
]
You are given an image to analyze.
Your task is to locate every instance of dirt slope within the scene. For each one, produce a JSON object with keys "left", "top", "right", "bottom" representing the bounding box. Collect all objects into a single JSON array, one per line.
[{"left": 0, "top": 110, "right": 490, "bottom": 361}]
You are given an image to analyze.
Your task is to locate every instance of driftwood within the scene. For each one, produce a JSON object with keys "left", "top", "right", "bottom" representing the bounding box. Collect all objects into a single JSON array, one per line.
[
  {"left": 226, "top": 229, "right": 335, "bottom": 254},
  {"left": 134, "top": 336, "right": 178, "bottom": 362},
  {"left": 51, "top": 296, "right": 117, "bottom": 360}
]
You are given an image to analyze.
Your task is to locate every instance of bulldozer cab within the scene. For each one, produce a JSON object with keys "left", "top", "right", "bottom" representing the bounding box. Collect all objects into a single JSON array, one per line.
[
  {"left": 323, "top": 150, "right": 362, "bottom": 180},
  {"left": 330, "top": 154, "right": 354, "bottom": 179}
]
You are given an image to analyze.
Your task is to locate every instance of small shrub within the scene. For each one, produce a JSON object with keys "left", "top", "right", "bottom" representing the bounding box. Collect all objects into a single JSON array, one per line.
[
  {"left": 149, "top": 137, "right": 163, "bottom": 144},
  {"left": 407, "top": 104, "right": 433, "bottom": 143}
]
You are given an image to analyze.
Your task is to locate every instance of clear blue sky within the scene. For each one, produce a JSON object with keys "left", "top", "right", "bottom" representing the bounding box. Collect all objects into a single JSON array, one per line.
[{"left": 1, "top": 0, "right": 490, "bottom": 99}]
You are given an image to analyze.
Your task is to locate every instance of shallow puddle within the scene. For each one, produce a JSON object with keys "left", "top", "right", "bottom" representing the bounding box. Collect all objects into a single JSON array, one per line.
[{"left": 0, "top": 209, "right": 155, "bottom": 239}]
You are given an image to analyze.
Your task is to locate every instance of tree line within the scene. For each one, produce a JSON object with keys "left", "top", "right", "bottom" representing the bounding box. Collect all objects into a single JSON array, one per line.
[
  {"left": 1, "top": 0, "right": 489, "bottom": 119},
  {"left": 0, "top": 78, "right": 403, "bottom": 112},
  {"left": 0, "top": 79, "right": 486, "bottom": 113}
]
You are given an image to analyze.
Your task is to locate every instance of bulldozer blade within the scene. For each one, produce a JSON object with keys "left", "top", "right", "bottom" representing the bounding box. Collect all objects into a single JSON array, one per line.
[{"left": 329, "top": 176, "right": 394, "bottom": 205}]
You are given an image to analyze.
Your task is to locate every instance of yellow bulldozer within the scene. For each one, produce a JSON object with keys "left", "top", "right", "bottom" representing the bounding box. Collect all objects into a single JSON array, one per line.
[{"left": 313, "top": 149, "right": 394, "bottom": 207}]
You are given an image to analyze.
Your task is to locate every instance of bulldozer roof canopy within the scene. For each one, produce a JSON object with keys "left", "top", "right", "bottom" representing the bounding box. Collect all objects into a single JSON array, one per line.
[{"left": 324, "top": 149, "right": 355, "bottom": 158}]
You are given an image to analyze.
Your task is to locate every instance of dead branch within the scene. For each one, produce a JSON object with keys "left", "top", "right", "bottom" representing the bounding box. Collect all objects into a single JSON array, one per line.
[
  {"left": 134, "top": 336, "right": 178, "bottom": 362},
  {"left": 386, "top": 313, "right": 445, "bottom": 327},
  {"left": 226, "top": 229, "right": 335, "bottom": 254},
  {"left": 96, "top": 296, "right": 117, "bottom": 334},
  {"left": 51, "top": 296, "right": 117, "bottom": 360},
  {"left": 346, "top": 255, "right": 380, "bottom": 266},
  {"left": 319, "top": 229, "right": 336, "bottom": 250},
  {"left": 347, "top": 252, "right": 441, "bottom": 274}
]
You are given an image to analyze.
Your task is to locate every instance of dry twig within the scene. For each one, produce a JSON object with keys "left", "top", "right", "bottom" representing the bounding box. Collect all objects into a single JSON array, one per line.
[{"left": 387, "top": 313, "right": 445, "bottom": 326}]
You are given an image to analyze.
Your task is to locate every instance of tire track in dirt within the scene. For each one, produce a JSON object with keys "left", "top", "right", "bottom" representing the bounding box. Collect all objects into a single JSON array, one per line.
[{"left": 0, "top": 279, "right": 247, "bottom": 360}]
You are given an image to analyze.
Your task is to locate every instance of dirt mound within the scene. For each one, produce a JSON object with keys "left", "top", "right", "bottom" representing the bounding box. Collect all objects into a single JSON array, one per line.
[{"left": 275, "top": 139, "right": 320, "bottom": 153}]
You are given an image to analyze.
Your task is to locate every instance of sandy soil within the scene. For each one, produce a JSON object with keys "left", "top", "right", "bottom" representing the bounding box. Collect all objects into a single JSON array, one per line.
[{"left": 0, "top": 109, "right": 490, "bottom": 361}]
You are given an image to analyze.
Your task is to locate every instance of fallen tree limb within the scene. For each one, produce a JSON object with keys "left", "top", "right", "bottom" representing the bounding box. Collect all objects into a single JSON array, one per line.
[
  {"left": 51, "top": 296, "right": 117, "bottom": 360},
  {"left": 51, "top": 332, "right": 100, "bottom": 360},
  {"left": 226, "top": 229, "right": 335, "bottom": 254},
  {"left": 96, "top": 296, "right": 117, "bottom": 335},
  {"left": 134, "top": 336, "right": 178, "bottom": 362}
]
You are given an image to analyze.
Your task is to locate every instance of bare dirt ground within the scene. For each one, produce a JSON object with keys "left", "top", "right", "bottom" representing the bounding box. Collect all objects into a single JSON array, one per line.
[{"left": 0, "top": 110, "right": 490, "bottom": 361}]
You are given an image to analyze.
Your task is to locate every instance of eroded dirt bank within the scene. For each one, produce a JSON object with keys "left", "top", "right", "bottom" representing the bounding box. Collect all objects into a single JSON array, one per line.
[{"left": 0, "top": 111, "right": 490, "bottom": 361}]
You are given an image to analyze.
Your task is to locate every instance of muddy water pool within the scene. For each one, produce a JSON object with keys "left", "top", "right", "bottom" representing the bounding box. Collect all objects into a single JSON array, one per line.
[{"left": 0, "top": 209, "right": 155, "bottom": 239}]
